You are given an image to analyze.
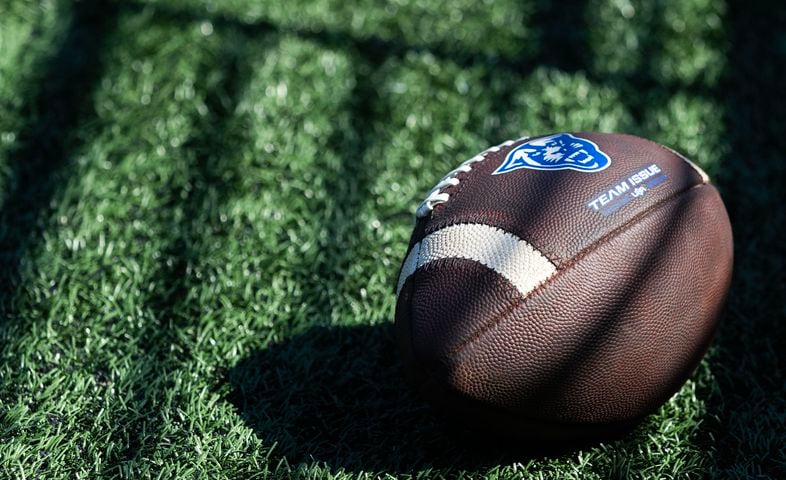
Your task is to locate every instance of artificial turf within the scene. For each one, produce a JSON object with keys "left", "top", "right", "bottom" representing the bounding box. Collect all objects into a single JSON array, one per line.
[{"left": 0, "top": 0, "right": 784, "bottom": 478}]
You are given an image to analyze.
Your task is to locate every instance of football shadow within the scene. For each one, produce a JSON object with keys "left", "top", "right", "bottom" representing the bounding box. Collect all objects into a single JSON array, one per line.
[
  {"left": 226, "top": 323, "right": 598, "bottom": 473},
  {"left": 224, "top": 159, "right": 700, "bottom": 474}
]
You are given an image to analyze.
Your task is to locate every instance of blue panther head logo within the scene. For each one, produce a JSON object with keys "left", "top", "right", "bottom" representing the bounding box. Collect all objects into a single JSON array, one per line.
[{"left": 493, "top": 133, "right": 611, "bottom": 174}]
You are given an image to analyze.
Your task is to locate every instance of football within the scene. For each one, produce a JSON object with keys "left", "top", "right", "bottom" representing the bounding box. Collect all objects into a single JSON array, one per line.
[{"left": 395, "top": 132, "right": 733, "bottom": 440}]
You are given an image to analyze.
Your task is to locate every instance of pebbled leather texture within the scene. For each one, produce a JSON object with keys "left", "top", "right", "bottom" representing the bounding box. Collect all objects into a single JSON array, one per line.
[
  {"left": 407, "top": 132, "right": 705, "bottom": 267},
  {"left": 395, "top": 132, "right": 734, "bottom": 437}
]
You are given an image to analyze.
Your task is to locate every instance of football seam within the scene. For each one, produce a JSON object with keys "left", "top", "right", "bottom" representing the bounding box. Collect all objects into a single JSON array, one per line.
[
  {"left": 423, "top": 136, "right": 707, "bottom": 266},
  {"left": 425, "top": 138, "right": 565, "bottom": 263},
  {"left": 429, "top": 150, "right": 484, "bottom": 218},
  {"left": 446, "top": 181, "right": 711, "bottom": 357},
  {"left": 430, "top": 138, "right": 529, "bottom": 219},
  {"left": 401, "top": 263, "right": 663, "bottom": 431},
  {"left": 655, "top": 142, "right": 710, "bottom": 184}
]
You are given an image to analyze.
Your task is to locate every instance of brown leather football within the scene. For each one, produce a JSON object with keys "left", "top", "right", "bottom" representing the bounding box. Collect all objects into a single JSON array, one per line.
[{"left": 395, "top": 132, "right": 733, "bottom": 440}]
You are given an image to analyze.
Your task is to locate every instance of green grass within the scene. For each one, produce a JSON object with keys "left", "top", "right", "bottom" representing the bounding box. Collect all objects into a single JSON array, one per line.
[{"left": 0, "top": 0, "right": 784, "bottom": 478}]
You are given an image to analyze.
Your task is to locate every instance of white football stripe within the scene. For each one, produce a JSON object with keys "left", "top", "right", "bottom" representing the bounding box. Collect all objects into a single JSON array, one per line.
[{"left": 396, "top": 224, "right": 557, "bottom": 298}]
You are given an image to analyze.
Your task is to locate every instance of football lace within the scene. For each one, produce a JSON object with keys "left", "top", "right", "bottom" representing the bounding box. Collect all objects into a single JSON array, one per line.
[{"left": 415, "top": 139, "right": 517, "bottom": 219}]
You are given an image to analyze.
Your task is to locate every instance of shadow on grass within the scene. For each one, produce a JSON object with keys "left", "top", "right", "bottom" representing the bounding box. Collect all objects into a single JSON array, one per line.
[
  {"left": 704, "top": 0, "right": 786, "bottom": 476},
  {"left": 110, "top": 3, "right": 388, "bottom": 461},
  {"left": 225, "top": 175, "right": 697, "bottom": 473},
  {"left": 225, "top": 323, "right": 593, "bottom": 473},
  {"left": 112, "top": 22, "right": 261, "bottom": 461},
  {"left": 0, "top": 1, "right": 117, "bottom": 329}
]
